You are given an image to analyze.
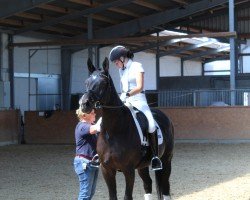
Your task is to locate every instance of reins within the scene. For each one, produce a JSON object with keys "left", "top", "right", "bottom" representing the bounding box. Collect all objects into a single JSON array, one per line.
[{"left": 94, "top": 100, "right": 125, "bottom": 109}]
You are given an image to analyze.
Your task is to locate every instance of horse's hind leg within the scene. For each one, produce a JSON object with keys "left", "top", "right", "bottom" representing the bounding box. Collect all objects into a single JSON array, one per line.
[
  {"left": 101, "top": 166, "right": 118, "bottom": 200},
  {"left": 137, "top": 167, "right": 152, "bottom": 199}
]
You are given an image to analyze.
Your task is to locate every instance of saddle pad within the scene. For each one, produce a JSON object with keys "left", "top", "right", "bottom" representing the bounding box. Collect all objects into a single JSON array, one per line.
[{"left": 126, "top": 104, "right": 163, "bottom": 146}]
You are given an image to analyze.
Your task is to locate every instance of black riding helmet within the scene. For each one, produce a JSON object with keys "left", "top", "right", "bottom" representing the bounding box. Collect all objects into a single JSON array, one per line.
[{"left": 109, "top": 45, "right": 134, "bottom": 62}]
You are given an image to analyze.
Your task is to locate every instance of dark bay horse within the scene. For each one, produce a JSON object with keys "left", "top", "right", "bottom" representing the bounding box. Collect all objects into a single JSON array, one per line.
[{"left": 81, "top": 58, "right": 174, "bottom": 200}]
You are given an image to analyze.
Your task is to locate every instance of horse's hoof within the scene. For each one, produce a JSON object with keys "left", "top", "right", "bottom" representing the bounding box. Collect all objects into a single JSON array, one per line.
[
  {"left": 144, "top": 193, "right": 152, "bottom": 200},
  {"left": 163, "top": 195, "right": 171, "bottom": 200}
]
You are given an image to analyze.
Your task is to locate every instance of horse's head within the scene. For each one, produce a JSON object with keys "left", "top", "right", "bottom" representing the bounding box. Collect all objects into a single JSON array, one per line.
[{"left": 79, "top": 57, "right": 112, "bottom": 112}]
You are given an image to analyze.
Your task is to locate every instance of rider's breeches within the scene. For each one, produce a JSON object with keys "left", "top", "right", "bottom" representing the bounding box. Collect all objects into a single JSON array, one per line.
[{"left": 126, "top": 93, "right": 156, "bottom": 133}]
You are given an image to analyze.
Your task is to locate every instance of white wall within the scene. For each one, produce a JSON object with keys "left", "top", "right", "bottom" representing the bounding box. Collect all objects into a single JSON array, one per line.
[
  {"left": 71, "top": 47, "right": 166, "bottom": 93},
  {"left": 71, "top": 49, "right": 89, "bottom": 94},
  {"left": 134, "top": 51, "right": 156, "bottom": 90},
  {"left": 71, "top": 46, "right": 204, "bottom": 93},
  {"left": 99, "top": 47, "right": 121, "bottom": 92},
  {"left": 160, "top": 56, "right": 181, "bottom": 77},
  {"left": 13, "top": 36, "right": 61, "bottom": 113},
  {"left": 14, "top": 36, "right": 61, "bottom": 74},
  {"left": 5, "top": 35, "right": 250, "bottom": 113},
  {"left": 184, "top": 60, "right": 202, "bottom": 76},
  {"left": 14, "top": 77, "right": 37, "bottom": 112},
  {"left": 241, "top": 41, "right": 250, "bottom": 73},
  {"left": 160, "top": 56, "right": 202, "bottom": 77}
]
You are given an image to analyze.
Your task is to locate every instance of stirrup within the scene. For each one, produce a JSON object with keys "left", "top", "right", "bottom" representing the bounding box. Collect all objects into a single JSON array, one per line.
[
  {"left": 90, "top": 154, "right": 100, "bottom": 168},
  {"left": 150, "top": 156, "right": 162, "bottom": 171}
]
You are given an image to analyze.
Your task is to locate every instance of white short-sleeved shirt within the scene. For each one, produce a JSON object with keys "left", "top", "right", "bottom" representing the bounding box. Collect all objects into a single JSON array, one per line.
[{"left": 119, "top": 59, "right": 144, "bottom": 93}]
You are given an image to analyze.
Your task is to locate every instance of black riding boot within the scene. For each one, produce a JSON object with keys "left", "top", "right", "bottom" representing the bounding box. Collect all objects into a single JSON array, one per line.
[{"left": 148, "top": 131, "right": 162, "bottom": 171}]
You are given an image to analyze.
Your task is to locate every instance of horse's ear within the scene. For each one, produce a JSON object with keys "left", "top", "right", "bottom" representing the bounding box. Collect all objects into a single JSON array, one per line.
[
  {"left": 87, "top": 58, "right": 96, "bottom": 73},
  {"left": 102, "top": 57, "right": 109, "bottom": 72}
]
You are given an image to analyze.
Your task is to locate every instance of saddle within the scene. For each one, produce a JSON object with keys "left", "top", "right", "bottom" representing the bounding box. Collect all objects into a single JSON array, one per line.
[{"left": 125, "top": 103, "right": 163, "bottom": 146}]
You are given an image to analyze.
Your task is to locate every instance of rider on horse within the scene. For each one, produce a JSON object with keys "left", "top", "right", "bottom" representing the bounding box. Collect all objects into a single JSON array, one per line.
[{"left": 109, "top": 45, "right": 162, "bottom": 171}]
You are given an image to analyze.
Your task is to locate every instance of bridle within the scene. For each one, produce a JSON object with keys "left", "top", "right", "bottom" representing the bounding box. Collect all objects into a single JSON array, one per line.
[{"left": 85, "top": 72, "right": 124, "bottom": 110}]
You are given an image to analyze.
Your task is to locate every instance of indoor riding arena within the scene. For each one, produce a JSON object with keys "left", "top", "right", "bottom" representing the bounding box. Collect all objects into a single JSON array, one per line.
[
  {"left": 1, "top": 1, "right": 250, "bottom": 200},
  {"left": 1, "top": 109, "right": 250, "bottom": 200}
]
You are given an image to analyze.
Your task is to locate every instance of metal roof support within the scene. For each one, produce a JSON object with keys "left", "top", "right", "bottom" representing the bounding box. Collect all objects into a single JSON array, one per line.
[
  {"left": 0, "top": 0, "right": 53, "bottom": 19},
  {"left": 95, "top": 46, "right": 100, "bottom": 68},
  {"left": 83, "top": 0, "right": 229, "bottom": 39},
  {"left": 88, "top": 15, "right": 93, "bottom": 64},
  {"left": 229, "top": 0, "right": 236, "bottom": 105},
  {"left": 0, "top": 33, "right": 2, "bottom": 81},
  {"left": 132, "top": 38, "right": 184, "bottom": 53},
  {"left": 238, "top": 51, "right": 243, "bottom": 73},
  {"left": 163, "top": 28, "right": 230, "bottom": 44},
  {"left": 159, "top": 40, "right": 214, "bottom": 58},
  {"left": 10, "top": 32, "right": 236, "bottom": 48},
  {"left": 156, "top": 32, "right": 160, "bottom": 91},
  {"left": 203, "top": 55, "right": 229, "bottom": 64},
  {"left": 28, "top": 49, "right": 38, "bottom": 110},
  {"left": 61, "top": 49, "right": 72, "bottom": 110},
  {"left": 182, "top": 46, "right": 230, "bottom": 61},
  {"left": 201, "top": 62, "right": 205, "bottom": 76},
  {"left": 8, "top": 34, "right": 14, "bottom": 109}
]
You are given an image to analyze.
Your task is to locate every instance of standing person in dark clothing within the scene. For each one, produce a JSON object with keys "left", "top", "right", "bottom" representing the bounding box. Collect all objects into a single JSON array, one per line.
[{"left": 73, "top": 106, "right": 101, "bottom": 200}]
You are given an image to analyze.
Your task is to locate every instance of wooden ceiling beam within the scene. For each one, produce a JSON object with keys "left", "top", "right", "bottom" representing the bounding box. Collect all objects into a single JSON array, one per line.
[
  {"left": 0, "top": 18, "right": 80, "bottom": 35},
  {"left": 0, "top": 0, "right": 53, "bottom": 18},
  {"left": 239, "top": 33, "right": 250, "bottom": 38},
  {"left": 15, "top": 12, "right": 87, "bottom": 29},
  {"left": 42, "top": 26, "right": 81, "bottom": 35},
  {"left": 0, "top": 19, "right": 23, "bottom": 27},
  {"left": 10, "top": 31, "right": 237, "bottom": 48},
  {"left": 38, "top": 4, "right": 71, "bottom": 13},
  {"left": 171, "top": 0, "right": 188, "bottom": 6},
  {"left": 15, "top": 12, "right": 43, "bottom": 21},
  {"left": 134, "top": 0, "right": 164, "bottom": 11}
]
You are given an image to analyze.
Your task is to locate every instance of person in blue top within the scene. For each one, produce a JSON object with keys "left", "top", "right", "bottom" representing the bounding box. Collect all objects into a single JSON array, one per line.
[{"left": 73, "top": 104, "right": 102, "bottom": 200}]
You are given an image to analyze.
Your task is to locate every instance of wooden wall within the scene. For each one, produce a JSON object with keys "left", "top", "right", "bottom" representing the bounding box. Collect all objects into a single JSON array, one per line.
[
  {"left": 24, "top": 107, "right": 250, "bottom": 144},
  {"left": 24, "top": 111, "right": 78, "bottom": 144},
  {"left": 0, "top": 110, "right": 20, "bottom": 145},
  {"left": 161, "top": 107, "right": 250, "bottom": 141}
]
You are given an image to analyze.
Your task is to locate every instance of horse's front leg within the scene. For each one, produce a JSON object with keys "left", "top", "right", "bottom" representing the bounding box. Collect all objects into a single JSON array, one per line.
[
  {"left": 101, "top": 165, "right": 118, "bottom": 200},
  {"left": 123, "top": 168, "right": 135, "bottom": 200}
]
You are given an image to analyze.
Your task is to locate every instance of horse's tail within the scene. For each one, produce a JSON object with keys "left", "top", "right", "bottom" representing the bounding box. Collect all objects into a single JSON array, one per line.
[
  {"left": 152, "top": 108, "right": 174, "bottom": 200},
  {"left": 155, "top": 115, "right": 174, "bottom": 200},
  {"left": 155, "top": 170, "right": 163, "bottom": 200},
  {"left": 155, "top": 158, "right": 172, "bottom": 200}
]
